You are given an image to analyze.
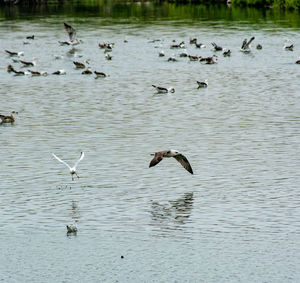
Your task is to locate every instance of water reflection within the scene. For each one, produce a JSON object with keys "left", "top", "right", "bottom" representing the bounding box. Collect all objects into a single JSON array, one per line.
[{"left": 150, "top": 192, "right": 194, "bottom": 234}]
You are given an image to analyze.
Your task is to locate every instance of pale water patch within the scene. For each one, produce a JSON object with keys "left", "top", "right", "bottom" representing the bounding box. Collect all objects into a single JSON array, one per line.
[{"left": 0, "top": 14, "right": 299, "bottom": 282}]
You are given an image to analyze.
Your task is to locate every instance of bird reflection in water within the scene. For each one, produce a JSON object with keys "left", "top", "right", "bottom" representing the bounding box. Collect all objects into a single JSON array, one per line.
[
  {"left": 67, "top": 200, "right": 80, "bottom": 236},
  {"left": 150, "top": 192, "right": 194, "bottom": 230}
]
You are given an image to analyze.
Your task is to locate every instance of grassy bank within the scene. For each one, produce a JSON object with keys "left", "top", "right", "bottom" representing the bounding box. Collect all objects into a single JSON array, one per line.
[
  {"left": 0, "top": 0, "right": 299, "bottom": 9},
  {"left": 232, "top": 0, "right": 300, "bottom": 9}
]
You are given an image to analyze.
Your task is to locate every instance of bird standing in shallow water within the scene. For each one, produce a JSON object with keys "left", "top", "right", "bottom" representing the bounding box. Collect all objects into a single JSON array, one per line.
[
  {"left": 149, "top": 149, "right": 193, "bottom": 174},
  {"left": 52, "top": 152, "right": 85, "bottom": 181}
]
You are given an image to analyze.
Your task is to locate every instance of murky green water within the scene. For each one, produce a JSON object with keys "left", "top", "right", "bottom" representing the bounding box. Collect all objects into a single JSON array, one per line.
[{"left": 0, "top": 3, "right": 299, "bottom": 282}]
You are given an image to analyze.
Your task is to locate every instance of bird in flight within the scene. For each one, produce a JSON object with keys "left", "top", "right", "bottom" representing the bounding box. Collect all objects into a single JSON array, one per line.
[
  {"left": 52, "top": 152, "right": 85, "bottom": 181},
  {"left": 149, "top": 149, "right": 193, "bottom": 174},
  {"left": 59, "top": 23, "right": 81, "bottom": 46}
]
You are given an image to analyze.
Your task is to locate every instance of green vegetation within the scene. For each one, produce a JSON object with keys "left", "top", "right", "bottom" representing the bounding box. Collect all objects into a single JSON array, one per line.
[
  {"left": 0, "top": 0, "right": 299, "bottom": 22},
  {"left": 0, "top": 0, "right": 300, "bottom": 8},
  {"left": 232, "top": 0, "right": 300, "bottom": 9}
]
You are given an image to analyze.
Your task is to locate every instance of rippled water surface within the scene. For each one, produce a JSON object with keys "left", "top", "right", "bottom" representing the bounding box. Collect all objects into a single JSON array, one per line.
[{"left": 0, "top": 6, "right": 300, "bottom": 282}]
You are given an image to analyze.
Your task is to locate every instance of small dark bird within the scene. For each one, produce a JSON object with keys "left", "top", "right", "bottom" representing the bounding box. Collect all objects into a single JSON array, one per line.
[
  {"left": 82, "top": 68, "right": 92, "bottom": 75},
  {"left": 197, "top": 80, "right": 208, "bottom": 88},
  {"left": 189, "top": 38, "right": 197, "bottom": 44},
  {"left": 211, "top": 42, "right": 223, "bottom": 51},
  {"left": 199, "top": 56, "right": 217, "bottom": 64},
  {"left": 7, "top": 64, "right": 14, "bottom": 73},
  {"left": 188, "top": 55, "right": 199, "bottom": 61},
  {"left": 73, "top": 61, "right": 88, "bottom": 69},
  {"left": 167, "top": 56, "right": 177, "bottom": 62},
  {"left": 19, "top": 59, "right": 36, "bottom": 67},
  {"left": 28, "top": 70, "right": 48, "bottom": 76},
  {"left": 195, "top": 42, "right": 206, "bottom": 48},
  {"left": 5, "top": 50, "right": 24, "bottom": 57},
  {"left": 0, "top": 111, "right": 17, "bottom": 124},
  {"left": 170, "top": 41, "right": 185, "bottom": 49},
  {"left": 223, "top": 49, "right": 231, "bottom": 57},
  {"left": 52, "top": 70, "right": 66, "bottom": 75},
  {"left": 94, "top": 71, "right": 107, "bottom": 78}
]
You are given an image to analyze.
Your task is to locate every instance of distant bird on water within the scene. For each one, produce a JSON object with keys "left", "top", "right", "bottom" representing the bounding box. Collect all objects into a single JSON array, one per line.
[
  {"left": 81, "top": 68, "right": 92, "bottom": 75},
  {"left": 5, "top": 50, "right": 24, "bottom": 57},
  {"left": 152, "top": 85, "right": 175, "bottom": 94},
  {"left": 223, "top": 49, "right": 231, "bottom": 57},
  {"left": 19, "top": 59, "right": 37, "bottom": 67},
  {"left": 0, "top": 111, "right": 17, "bottom": 124},
  {"left": 73, "top": 60, "right": 89, "bottom": 69},
  {"left": 211, "top": 42, "right": 223, "bottom": 51},
  {"left": 52, "top": 69, "right": 66, "bottom": 75},
  {"left": 66, "top": 223, "right": 78, "bottom": 234},
  {"left": 7, "top": 65, "right": 30, "bottom": 76},
  {"left": 149, "top": 149, "right": 193, "bottom": 174},
  {"left": 159, "top": 50, "right": 165, "bottom": 57},
  {"left": 28, "top": 70, "right": 48, "bottom": 76},
  {"left": 52, "top": 152, "right": 85, "bottom": 181},
  {"left": 94, "top": 71, "right": 107, "bottom": 78},
  {"left": 197, "top": 80, "right": 208, "bottom": 88},
  {"left": 195, "top": 42, "right": 206, "bottom": 49}
]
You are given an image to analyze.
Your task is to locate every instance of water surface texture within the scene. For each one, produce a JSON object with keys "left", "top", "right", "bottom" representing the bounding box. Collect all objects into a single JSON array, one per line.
[{"left": 0, "top": 4, "right": 300, "bottom": 282}]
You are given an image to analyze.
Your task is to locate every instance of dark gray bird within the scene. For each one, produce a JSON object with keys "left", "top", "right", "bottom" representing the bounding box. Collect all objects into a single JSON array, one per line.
[
  {"left": 5, "top": 50, "right": 24, "bottom": 57},
  {"left": 197, "top": 80, "right": 208, "bottom": 88},
  {"left": 211, "top": 42, "right": 223, "bottom": 51},
  {"left": 94, "top": 71, "right": 107, "bottom": 78},
  {"left": 223, "top": 49, "right": 231, "bottom": 57},
  {"left": 149, "top": 149, "right": 193, "bottom": 174}
]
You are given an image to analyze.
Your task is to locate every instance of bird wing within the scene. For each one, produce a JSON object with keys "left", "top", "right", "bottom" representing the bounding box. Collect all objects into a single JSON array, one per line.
[
  {"left": 74, "top": 152, "right": 84, "bottom": 169},
  {"left": 245, "top": 36, "right": 255, "bottom": 49},
  {"left": 52, "top": 153, "right": 71, "bottom": 170},
  {"left": 64, "top": 23, "right": 76, "bottom": 42},
  {"left": 152, "top": 85, "right": 168, "bottom": 93},
  {"left": 173, "top": 154, "right": 194, "bottom": 174},
  {"left": 241, "top": 39, "right": 247, "bottom": 49},
  {"left": 149, "top": 152, "right": 164, "bottom": 168}
]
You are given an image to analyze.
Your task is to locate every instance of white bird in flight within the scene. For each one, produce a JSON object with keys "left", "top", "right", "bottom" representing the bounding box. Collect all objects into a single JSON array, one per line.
[{"left": 52, "top": 152, "right": 85, "bottom": 181}]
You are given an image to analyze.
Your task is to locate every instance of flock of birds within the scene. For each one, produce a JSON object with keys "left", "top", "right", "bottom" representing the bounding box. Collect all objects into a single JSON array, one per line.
[
  {"left": 2, "top": 22, "right": 299, "bottom": 234},
  {"left": 5, "top": 23, "right": 109, "bottom": 78}
]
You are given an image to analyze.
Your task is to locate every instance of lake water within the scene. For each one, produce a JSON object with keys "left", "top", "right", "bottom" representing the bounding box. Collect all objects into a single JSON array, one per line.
[{"left": 0, "top": 3, "right": 299, "bottom": 282}]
